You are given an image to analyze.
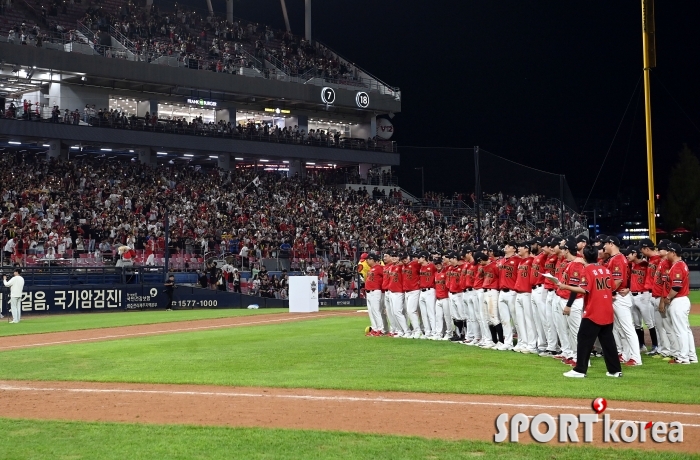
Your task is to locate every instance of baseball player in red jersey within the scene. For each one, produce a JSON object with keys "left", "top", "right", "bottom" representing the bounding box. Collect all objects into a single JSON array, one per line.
[
  {"left": 461, "top": 247, "right": 481, "bottom": 345},
  {"left": 482, "top": 251, "right": 504, "bottom": 347},
  {"left": 418, "top": 251, "right": 438, "bottom": 339},
  {"left": 364, "top": 253, "right": 386, "bottom": 336},
  {"left": 640, "top": 239, "right": 670, "bottom": 357},
  {"left": 382, "top": 252, "right": 398, "bottom": 336},
  {"left": 542, "top": 237, "right": 561, "bottom": 356},
  {"left": 498, "top": 242, "right": 520, "bottom": 351},
  {"left": 603, "top": 236, "right": 642, "bottom": 366},
  {"left": 557, "top": 237, "right": 586, "bottom": 366},
  {"left": 661, "top": 243, "right": 697, "bottom": 364},
  {"left": 456, "top": 250, "right": 470, "bottom": 343},
  {"left": 627, "top": 247, "right": 656, "bottom": 353},
  {"left": 530, "top": 237, "right": 549, "bottom": 355},
  {"left": 402, "top": 252, "right": 424, "bottom": 338},
  {"left": 446, "top": 252, "right": 464, "bottom": 341},
  {"left": 433, "top": 257, "right": 450, "bottom": 340},
  {"left": 657, "top": 240, "right": 680, "bottom": 359},
  {"left": 473, "top": 251, "right": 495, "bottom": 348},
  {"left": 551, "top": 238, "right": 574, "bottom": 361},
  {"left": 389, "top": 252, "right": 411, "bottom": 338},
  {"left": 514, "top": 242, "right": 535, "bottom": 353},
  {"left": 555, "top": 245, "right": 623, "bottom": 378}
]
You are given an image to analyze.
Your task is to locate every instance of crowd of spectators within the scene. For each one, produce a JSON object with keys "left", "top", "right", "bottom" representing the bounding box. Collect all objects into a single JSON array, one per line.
[
  {"left": 1, "top": 101, "right": 390, "bottom": 152},
  {"left": 0, "top": 150, "right": 590, "bottom": 297},
  {"left": 2, "top": 0, "right": 366, "bottom": 86}
]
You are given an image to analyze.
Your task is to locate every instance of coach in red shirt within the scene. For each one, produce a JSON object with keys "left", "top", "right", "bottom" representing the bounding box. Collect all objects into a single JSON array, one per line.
[{"left": 555, "top": 246, "right": 623, "bottom": 378}]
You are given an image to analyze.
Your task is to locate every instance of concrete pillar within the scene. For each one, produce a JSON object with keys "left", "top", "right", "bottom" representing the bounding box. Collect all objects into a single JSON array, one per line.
[
  {"left": 226, "top": 0, "right": 233, "bottom": 23},
  {"left": 359, "top": 163, "right": 371, "bottom": 182},
  {"left": 137, "top": 100, "right": 159, "bottom": 117},
  {"left": 217, "top": 153, "right": 232, "bottom": 170},
  {"left": 215, "top": 107, "right": 236, "bottom": 123},
  {"left": 47, "top": 140, "right": 68, "bottom": 160},
  {"left": 305, "top": 0, "right": 311, "bottom": 40},
  {"left": 136, "top": 148, "right": 156, "bottom": 166},
  {"left": 297, "top": 115, "right": 308, "bottom": 137},
  {"left": 288, "top": 160, "right": 305, "bottom": 179},
  {"left": 370, "top": 115, "right": 377, "bottom": 138}
]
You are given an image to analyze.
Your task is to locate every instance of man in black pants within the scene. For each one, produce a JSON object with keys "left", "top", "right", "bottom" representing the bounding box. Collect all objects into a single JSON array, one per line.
[
  {"left": 164, "top": 275, "right": 175, "bottom": 311},
  {"left": 554, "top": 245, "right": 623, "bottom": 378}
]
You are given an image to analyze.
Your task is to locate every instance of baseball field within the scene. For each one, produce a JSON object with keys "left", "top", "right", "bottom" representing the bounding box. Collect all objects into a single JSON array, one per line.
[{"left": 0, "top": 300, "right": 698, "bottom": 459}]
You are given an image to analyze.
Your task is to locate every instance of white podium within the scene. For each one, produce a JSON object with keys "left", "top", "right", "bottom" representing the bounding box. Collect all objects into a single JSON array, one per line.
[{"left": 289, "top": 276, "right": 319, "bottom": 312}]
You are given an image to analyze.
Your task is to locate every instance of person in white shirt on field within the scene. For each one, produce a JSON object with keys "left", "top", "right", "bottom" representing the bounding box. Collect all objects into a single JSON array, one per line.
[{"left": 3, "top": 269, "right": 25, "bottom": 323}]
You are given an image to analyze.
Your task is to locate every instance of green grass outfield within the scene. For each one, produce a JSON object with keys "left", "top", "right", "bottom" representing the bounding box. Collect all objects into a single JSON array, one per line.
[
  {"left": 689, "top": 291, "right": 700, "bottom": 304},
  {"left": 0, "top": 308, "right": 292, "bottom": 337},
  {"left": 1, "top": 418, "right": 696, "bottom": 460},
  {"left": 0, "top": 315, "right": 697, "bottom": 404}
]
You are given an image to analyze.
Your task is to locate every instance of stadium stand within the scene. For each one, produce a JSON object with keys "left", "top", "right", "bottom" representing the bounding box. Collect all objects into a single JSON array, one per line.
[{"left": 0, "top": 152, "right": 586, "bottom": 298}]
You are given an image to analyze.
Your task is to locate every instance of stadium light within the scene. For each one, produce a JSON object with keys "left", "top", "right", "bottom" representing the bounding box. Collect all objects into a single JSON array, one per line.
[
  {"left": 8, "top": 141, "right": 21, "bottom": 145},
  {"left": 183, "top": 154, "right": 194, "bottom": 157},
  {"left": 42, "top": 144, "right": 50, "bottom": 147},
  {"left": 235, "top": 157, "right": 244, "bottom": 160},
  {"left": 157, "top": 152, "right": 168, "bottom": 155},
  {"left": 100, "top": 148, "right": 112, "bottom": 152}
]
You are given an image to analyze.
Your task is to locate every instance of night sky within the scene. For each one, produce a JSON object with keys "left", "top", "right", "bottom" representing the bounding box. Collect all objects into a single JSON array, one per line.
[{"left": 180, "top": 0, "right": 700, "bottom": 209}]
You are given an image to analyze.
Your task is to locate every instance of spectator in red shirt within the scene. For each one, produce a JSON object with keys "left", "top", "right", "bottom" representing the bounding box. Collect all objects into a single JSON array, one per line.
[
  {"left": 661, "top": 243, "right": 697, "bottom": 364},
  {"left": 555, "top": 245, "right": 623, "bottom": 378}
]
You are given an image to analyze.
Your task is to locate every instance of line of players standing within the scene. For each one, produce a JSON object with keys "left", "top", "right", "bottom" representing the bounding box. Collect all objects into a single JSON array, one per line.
[{"left": 363, "top": 233, "right": 697, "bottom": 366}]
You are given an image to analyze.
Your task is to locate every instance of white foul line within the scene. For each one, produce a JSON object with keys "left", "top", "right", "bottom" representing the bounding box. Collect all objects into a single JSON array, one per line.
[
  {"left": 0, "top": 312, "right": 352, "bottom": 351},
  {"left": 0, "top": 384, "right": 698, "bottom": 422}
]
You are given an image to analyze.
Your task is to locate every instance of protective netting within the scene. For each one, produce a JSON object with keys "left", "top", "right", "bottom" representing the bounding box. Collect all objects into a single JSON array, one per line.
[{"left": 399, "top": 146, "right": 578, "bottom": 212}]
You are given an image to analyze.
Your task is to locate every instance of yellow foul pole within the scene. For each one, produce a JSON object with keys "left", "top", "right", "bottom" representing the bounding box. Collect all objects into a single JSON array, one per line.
[{"left": 641, "top": 0, "right": 656, "bottom": 242}]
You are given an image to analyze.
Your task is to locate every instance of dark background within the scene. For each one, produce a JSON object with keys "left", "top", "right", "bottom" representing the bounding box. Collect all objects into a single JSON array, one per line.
[{"left": 175, "top": 0, "right": 700, "bottom": 213}]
